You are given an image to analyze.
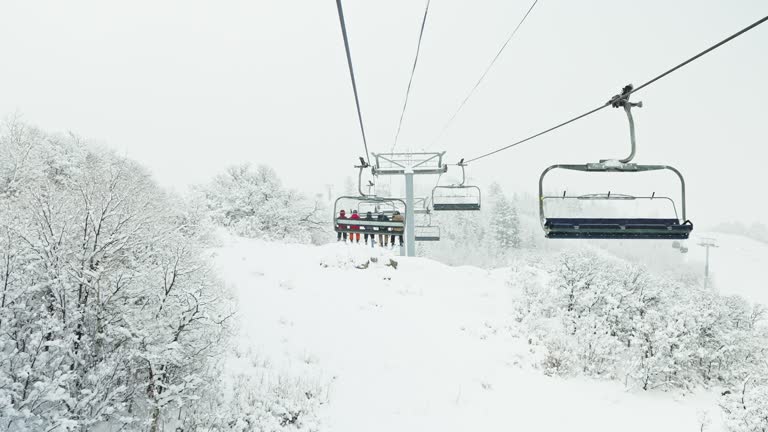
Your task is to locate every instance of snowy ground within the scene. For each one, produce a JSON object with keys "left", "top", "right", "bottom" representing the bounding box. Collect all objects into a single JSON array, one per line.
[
  {"left": 214, "top": 236, "right": 724, "bottom": 432},
  {"left": 687, "top": 232, "right": 768, "bottom": 306}
]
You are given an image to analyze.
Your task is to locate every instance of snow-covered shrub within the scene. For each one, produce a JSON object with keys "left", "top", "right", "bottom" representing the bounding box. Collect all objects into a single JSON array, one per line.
[
  {"left": 221, "top": 372, "right": 324, "bottom": 432},
  {"left": 489, "top": 183, "right": 521, "bottom": 250},
  {"left": 194, "top": 346, "right": 328, "bottom": 432},
  {"left": 203, "top": 164, "right": 324, "bottom": 243},
  {"left": 318, "top": 243, "right": 394, "bottom": 270},
  {"left": 0, "top": 119, "right": 234, "bottom": 431},
  {"left": 721, "top": 377, "right": 768, "bottom": 432},
  {"left": 516, "top": 249, "right": 767, "bottom": 393}
]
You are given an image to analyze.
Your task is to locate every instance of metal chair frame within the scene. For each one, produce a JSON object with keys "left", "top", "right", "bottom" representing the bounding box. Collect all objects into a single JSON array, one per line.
[
  {"left": 414, "top": 213, "right": 441, "bottom": 242},
  {"left": 432, "top": 161, "right": 482, "bottom": 211},
  {"left": 538, "top": 88, "right": 693, "bottom": 240},
  {"left": 333, "top": 162, "right": 407, "bottom": 234}
]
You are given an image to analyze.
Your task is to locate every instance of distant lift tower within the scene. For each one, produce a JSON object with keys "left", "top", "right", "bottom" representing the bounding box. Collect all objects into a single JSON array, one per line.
[
  {"left": 371, "top": 152, "right": 447, "bottom": 257},
  {"left": 698, "top": 237, "right": 718, "bottom": 288}
]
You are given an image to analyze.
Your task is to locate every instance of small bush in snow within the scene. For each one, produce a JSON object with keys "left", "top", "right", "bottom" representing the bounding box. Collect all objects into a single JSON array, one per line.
[
  {"left": 220, "top": 372, "right": 325, "bottom": 432},
  {"left": 720, "top": 377, "right": 768, "bottom": 432}
]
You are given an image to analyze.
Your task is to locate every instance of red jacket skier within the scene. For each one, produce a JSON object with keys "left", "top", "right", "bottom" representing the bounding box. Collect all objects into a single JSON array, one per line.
[
  {"left": 349, "top": 210, "right": 361, "bottom": 243},
  {"left": 349, "top": 210, "right": 361, "bottom": 229}
]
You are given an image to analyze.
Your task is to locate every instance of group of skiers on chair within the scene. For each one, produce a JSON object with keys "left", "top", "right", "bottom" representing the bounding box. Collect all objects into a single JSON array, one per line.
[{"left": 336, "top": 209, "right": 404, "bottom": 247}]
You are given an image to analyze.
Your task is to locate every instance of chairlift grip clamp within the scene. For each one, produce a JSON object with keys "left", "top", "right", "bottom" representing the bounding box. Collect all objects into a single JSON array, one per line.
[
  {"left": 608, "top": 84, "right": 643, "bottom": 109},
  {"left": 355, "top": 156, "right": 370, "bottom": 169}
]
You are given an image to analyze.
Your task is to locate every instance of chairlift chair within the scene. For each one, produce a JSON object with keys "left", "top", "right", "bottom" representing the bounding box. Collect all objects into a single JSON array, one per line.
[
  {"left": 334, "top": 196, "right": 407, "bottom": 234},
  {"left": 333, "top": 159, "right": 408, "bottom": 234},
  {"left": 414, "top": 213, "right": 441, "bottom": 242},
  {"left": 538, "top": 87, "right": 693, "bottom": 240},
  {"left": 432, "top": 160, "right": 482, "bottom": 211},
  {"left": 415, "top": 226, "right": 441, "bottom": 241}
]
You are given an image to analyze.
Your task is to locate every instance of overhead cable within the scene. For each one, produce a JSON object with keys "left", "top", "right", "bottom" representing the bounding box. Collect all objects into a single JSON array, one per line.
[
  {"left": 429, "top": 0, "right": 539, "bottom": 149},
  {"left": 465, "top": 14, "right": 768, "bottom": 164},
  {"left": 393, "top": 0, "right": 432, "bottom": 153},
  {"left": 336, "top": 0, "right": 371, "bottom": 164}
]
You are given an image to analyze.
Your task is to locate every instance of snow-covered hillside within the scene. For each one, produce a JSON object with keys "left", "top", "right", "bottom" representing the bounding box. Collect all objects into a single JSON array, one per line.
[
  {"left": 687, "top": 232, "right": 768, "bottom": 306},
  {"left": 215, "top": 236, "right": 722, "bottom": 432}
]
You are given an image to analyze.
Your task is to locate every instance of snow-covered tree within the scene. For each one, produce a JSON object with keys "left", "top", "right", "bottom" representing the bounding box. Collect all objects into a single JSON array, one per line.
[
  {"left": 488, "top": 183, "right": 521, "bottom": 250},
  {"left": 0, "top": 118, "right": 234, "bottom": 431},
  {"left": 204, "top": 164, "right": 323, "bottom": 243}
]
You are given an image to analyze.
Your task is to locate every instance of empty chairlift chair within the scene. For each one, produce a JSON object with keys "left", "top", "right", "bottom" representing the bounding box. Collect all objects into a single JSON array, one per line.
[
  {"left": 432, "top": 160, "right": 481, "bottom": 211},
  {"left": 415, "top": 225, "right": 441, "bottom": 241},
  {"left": 414, "top": 213, "right": 441, "bottom": 242},
  {"left": 538, "top": 87, "right": 693, "bottom": 240}
]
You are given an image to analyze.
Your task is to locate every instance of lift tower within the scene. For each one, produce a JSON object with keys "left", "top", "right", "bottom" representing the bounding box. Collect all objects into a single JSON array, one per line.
[
  {"left": 371, "top": 152, "right": 446, "bottom": 256},
  {"left": 698, "top": 237, "right": 718, "bottom": 289}
]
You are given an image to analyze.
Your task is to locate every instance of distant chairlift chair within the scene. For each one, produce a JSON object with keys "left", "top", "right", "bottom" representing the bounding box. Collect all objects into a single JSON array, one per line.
[
  {"left": 414, "top": 212, "right": 441, "bottom": 242},
  {"left": 538, "top": 86, "right": 693, "bottom": 240},
  {"left": 432, "top": 160, "right": 481, "bottom": 211}
]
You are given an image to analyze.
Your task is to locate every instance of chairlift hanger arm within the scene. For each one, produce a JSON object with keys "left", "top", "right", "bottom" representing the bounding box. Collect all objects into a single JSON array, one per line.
[
  {"left": 354, "top": 158, "right": 374, "bottom": 197},
  {"left": 605, "top": 88, "right": 643, "bottom": 164}
]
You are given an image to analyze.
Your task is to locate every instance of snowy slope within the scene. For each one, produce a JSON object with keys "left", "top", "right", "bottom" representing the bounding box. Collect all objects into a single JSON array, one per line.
[
  {"left": 686, "top": 232, "right": 768, "bottom": 306},
  {"left": 215, "top": 236, "right": 722, "bottom": 432}
]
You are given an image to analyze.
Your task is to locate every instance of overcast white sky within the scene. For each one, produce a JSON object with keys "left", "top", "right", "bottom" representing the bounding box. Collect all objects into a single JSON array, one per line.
[{"left": 1, "top": 0, "right": 766, "bottom": 227}]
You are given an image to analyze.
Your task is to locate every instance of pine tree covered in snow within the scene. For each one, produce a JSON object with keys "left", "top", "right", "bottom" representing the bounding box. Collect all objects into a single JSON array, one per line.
[{"left": 489, "top": 183, "right": 521, "bottom": 250}]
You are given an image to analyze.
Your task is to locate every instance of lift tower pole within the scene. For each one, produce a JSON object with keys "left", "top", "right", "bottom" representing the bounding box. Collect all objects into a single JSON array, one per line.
[
  {"left": 698, "top": 237, "right": 718, "bottom": 288},
  {"left": 370, "top": 152, "right": 446, "bottom": 257},
  {"left": 404, "top": 169, "right": 416, "bottom": 256}
]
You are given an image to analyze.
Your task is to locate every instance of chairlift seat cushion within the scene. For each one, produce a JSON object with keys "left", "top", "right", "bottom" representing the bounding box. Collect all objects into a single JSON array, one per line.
[
  {"left": 544, "top": 218, "right": 692, "bottom": 239},
  {"left": 432, "top": 203, "right": 481, "bottom": 211}
]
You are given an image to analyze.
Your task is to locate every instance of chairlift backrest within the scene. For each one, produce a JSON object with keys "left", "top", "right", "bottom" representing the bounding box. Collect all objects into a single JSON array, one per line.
[{"left": 333, "top": 195, "right": 407, "bottom": 233}]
